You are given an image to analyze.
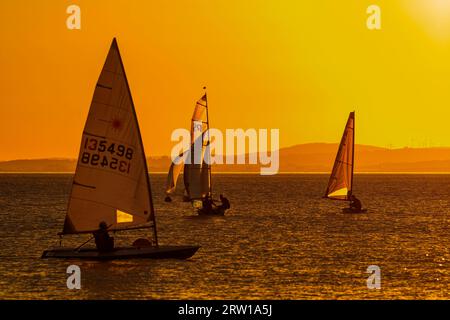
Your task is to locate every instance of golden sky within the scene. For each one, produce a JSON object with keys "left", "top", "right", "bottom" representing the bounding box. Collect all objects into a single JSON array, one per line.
[{"left": 2, "top": 0, "right": 450, "bottom": 160}]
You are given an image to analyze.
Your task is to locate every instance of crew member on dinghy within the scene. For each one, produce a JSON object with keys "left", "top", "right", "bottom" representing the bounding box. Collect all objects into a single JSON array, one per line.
[
  {"left": 217, "top": 194, "right": 230, "bottom": 211},
  {"left": 93, "top": 222, "right": 114, "bottom": 253},
  {"left": 349, "top": 195, "right": 362, "bottom": 212},
  {"left": 202, "top": 197, "right": 214, "bottom": 213}
]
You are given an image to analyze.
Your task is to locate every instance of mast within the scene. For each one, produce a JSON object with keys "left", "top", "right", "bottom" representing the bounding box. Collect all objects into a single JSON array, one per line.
[
  {"left": 114, "top": 38, "right": 158, "bottom": 246},
  {"left": 350, "top": 111, "right": 355, "bottom": 200},
  {"left": 204, "top": 87, "right": 213, "bottom": 198}
]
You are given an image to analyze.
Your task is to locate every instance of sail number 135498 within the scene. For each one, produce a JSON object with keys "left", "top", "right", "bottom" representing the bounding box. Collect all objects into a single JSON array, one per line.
[{"left": 80, "top": 137, "right": 134, "bottom": 174}]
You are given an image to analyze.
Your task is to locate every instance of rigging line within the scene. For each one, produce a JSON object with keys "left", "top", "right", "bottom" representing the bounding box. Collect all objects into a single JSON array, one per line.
[{"left": 59, "top": 224, "right": 154, "bottom": 236}]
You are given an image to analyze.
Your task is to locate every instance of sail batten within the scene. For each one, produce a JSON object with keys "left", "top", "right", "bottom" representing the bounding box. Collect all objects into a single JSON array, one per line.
[
  {"left": 325, "top": 112, "right": 355, "bottom": 201},
  {"left": 62, "top": 38, "right": 155, "bottom": 236}
]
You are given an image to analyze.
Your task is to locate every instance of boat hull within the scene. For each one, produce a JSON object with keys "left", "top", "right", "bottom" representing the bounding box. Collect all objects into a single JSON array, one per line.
[
  {"left": 41, "top": 245, "right": 200, "bottom": 260},
  {"left": 197, "top": 207, "right": 226, "bottom": 216},
  {"left": 342, "top": 208, "right": 368, "bottom": 214}
]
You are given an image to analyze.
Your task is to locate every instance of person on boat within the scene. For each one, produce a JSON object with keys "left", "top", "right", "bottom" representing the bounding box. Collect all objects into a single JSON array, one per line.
[
  {"left": 349, "top": 195, "right": 362, "bottom": 212},
  {"left": 164, "top": 195, "right": 172, "bottom": 202},
  {"left": 202, "top": 196, "right": 214, "bottom": 213},
  {"left": 218, "top": 194, "right": 230, "bottom": 211},
  {"left": 93, "top": 221, "right": 114, "bottom": 252}
]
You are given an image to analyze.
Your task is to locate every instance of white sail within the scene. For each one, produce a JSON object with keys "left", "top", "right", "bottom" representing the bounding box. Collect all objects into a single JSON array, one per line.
[
  {"left": 185, "top": 94, "right": 211, "bottom": 200},
  {"left": 63, "top": 39, "right": 154, "bottom": 234},
  {"left": 325, "top": 112, "right": 355, "bottom": 200},
  {"left": 187, "top": 143, "right": 209, "bottom": 200},
  {"left": 165, "top": 152, "right": 185, "bottom": 195}
]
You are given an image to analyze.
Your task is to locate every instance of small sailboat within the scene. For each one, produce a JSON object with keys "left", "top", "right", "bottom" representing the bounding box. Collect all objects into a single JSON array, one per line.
[
  {"left": 324, "top": 112, "right": 367, "bottom": 214},
  {"left": 165, "top": 92, "right": 229, "bottom": 215},
  {"left": 42, "top": 38, "right": 199, "bottom": 260}
]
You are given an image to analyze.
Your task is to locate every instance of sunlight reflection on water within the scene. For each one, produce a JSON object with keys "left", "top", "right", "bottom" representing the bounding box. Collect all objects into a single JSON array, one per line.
[{"left": 0, "top": 174, "right": 448, "bottom": 299}]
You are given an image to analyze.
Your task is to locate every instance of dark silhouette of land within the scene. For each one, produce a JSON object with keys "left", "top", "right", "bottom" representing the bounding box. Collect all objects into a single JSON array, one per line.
[{"left": 3, "top": 143, "right": 450, "bottom": 173}]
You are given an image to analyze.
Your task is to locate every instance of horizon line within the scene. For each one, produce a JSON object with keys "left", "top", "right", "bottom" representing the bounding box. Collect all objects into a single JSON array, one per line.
[
  {"left": 3, "top": 171, "right": 450, "bottom": 175},
  {"left": 2, "top": 142, "right": 450, "bottom": 162}
]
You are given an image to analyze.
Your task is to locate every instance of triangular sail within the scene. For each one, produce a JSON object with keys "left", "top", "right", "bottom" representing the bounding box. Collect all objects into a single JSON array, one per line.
[
  {"left": 63, "top": 39, "right": 155, "bottom": 235},
  {"left": 325, "top": 112, "right": 355, "bottom": 201},
  {"left": 184, "top": 94, "right": 211, "bottom": 200},
  {"left": 165, "top": 151, "right": 185, "bottom": 195}
]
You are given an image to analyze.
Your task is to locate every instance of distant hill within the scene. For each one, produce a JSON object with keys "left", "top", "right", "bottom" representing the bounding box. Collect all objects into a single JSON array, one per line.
[
  {"left": 277, "top": 143, "right": 450, "bottom": 172},
  {"left": 3, "top": 143, "right": 450, "bottom": 173},
  {"left": 0, "top": 158, "right": 77, "bottom": 173}
]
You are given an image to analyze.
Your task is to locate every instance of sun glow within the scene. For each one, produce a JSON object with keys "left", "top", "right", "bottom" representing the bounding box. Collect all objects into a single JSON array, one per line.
[
  {"left": 403, "top": 0, "right": 450, "bottom": 40},
  {"left": 4, "top": 1, "right": 450, "bottom": 160}
]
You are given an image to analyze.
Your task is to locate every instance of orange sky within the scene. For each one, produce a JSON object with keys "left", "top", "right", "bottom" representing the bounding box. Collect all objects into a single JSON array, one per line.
[{"left": 2, "top": 1, "right": 450, "bottom": 160}]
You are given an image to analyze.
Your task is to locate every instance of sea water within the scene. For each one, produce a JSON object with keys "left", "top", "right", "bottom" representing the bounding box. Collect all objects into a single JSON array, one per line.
[{"left": 0, "top": 174, "right": 448, "bottom": 299}]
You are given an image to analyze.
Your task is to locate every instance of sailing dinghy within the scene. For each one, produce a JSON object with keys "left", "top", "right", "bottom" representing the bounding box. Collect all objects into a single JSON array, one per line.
[
  {"left": 165, "top": 92, "right": 228, "bottom": 215},
  {"left": 324, "top": 112, "right": 367, "bottom": 214},
  {"left": 42, "top": 38, "right": 199, "bottom": 260}
]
